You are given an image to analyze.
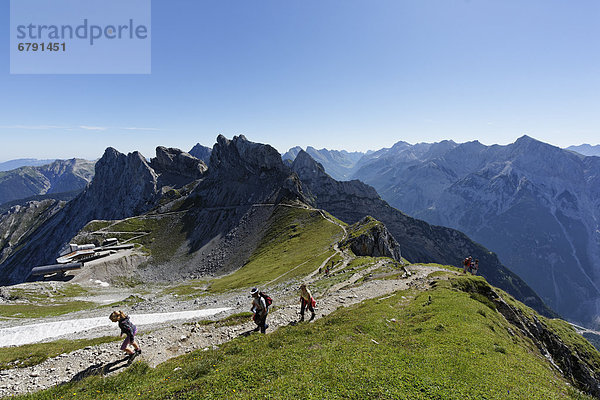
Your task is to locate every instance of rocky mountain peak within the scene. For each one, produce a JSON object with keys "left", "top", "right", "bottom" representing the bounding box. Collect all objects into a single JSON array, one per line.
[
  {"left": 151, "top": 146, "right": 207, "bottom": 180},
  {"left": 290, "top": 150, "right": 328, "bottom": 179},
  {"left": 189, "top": 143, "right": 212, "bottom": 164},
  {"left": 87, "top": 147, "right": 158, "bottom": 219},
  {"left": 210, "top": 135, "right": 288, "bottom": 178}
]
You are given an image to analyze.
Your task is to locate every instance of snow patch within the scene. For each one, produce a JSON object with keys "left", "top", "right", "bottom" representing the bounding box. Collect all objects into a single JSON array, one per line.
[
  {"left": 0, "top": 308, "right": 231, "bottom": 347},
  {"left": 90, "top": 279, "right": 110, "bottom": 287}
]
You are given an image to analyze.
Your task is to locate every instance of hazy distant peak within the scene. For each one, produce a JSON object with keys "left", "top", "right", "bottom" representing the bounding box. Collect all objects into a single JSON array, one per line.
[
  {"left": 0, "top": 158, "right": 57, "bottom": 172},
  {"left": 514, "top": 134, "right": 540, "bottom": 145},
  {"left": 566, "top": 144, "right": 600, "bottom": 157}
]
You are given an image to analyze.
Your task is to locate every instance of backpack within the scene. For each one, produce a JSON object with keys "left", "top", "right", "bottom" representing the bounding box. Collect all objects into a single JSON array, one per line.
[{"left": 260, "top": 292, "right": 273, "bottom": 308}]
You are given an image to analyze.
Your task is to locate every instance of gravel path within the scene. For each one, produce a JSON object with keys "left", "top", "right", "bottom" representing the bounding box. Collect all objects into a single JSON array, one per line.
[{"left": 0, "top": 265, "right": 445, "bottom": 398}]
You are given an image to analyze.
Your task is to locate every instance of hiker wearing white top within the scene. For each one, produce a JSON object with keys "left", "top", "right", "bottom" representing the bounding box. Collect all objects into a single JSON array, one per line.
[
  {"left": 299, "top": 283, "right": 316, "bottom": 322},
  {"left": 250, "top": 287, "right": 269, "bottom": 334}
]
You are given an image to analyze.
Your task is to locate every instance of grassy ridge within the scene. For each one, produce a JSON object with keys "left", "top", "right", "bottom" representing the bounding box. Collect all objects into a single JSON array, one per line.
[
  {"left": 209, "top": 207, "right": 344, "bottom": 292},
  {"left": 18, "top": 275, "right": 594, "bottom": 399}
]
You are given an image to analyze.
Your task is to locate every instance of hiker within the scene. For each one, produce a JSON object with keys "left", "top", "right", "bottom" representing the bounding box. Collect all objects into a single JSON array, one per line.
[
  {"left": 299, "top": 283, "right": 316, "bottom": 322},
  {"left": 109, "top": 310, "right": 141, "bottom": 359},
  {"left": 463, "top": 256, "right": 472, "bottom": 273},
  {"left": 325, "top": 266, "right": 330, "bottom": 276},
  {"left": 250, "top": 287, "right": 269, "bottom": 334},
  {"left": 472, "top": 259, "right": 479, "bottom": 275}
]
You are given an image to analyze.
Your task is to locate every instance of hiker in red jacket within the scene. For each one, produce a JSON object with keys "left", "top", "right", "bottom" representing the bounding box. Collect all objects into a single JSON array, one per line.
[
  {"left": 299, "top": 283, "right": 316, "bottom": 322},
  {"left": 463, "top": 256, "right": 472, "bottom": 273}
]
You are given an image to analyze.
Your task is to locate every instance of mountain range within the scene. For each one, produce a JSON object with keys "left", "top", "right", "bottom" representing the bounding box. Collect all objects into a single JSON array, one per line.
[
  {"left": 286, "top": 136, "right": 600, "bottom": 328},
  {"left": 283, "top": 146, "right": 367, "bottom": 180},
  {"left": 0, "top": 158, "right": 57, "bottom": 172},
  {"left": 0, "top": 159, "right": 95, "bottom": 206},
  {"left": 567, "top": 144, "right": 600, "bottom": 157},
  {"left": 0, "top": 135, "right": 552, "bottom": 320}
]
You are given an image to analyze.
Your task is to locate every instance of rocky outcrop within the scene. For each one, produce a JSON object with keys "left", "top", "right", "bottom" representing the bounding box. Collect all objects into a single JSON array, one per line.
[
  {"left": 210, "top": 135, "right": 285, "bottom": 179},
  {"left": 0, "top": 159, "right": 95, "bottom": 205},
  {"left": 292, "top": 150, "right": 555, "bottom": 317},
  {"left": 150, "top": 146, "right": 207, "bottom": 187},
  {"left": 197, "top": 135, "right": 308, "bottom": 206},
  {"left": 86, "top": 148, "right": 158, "bottom": 218},
  {"left": 189, "top": 143, "right": 212, "bottom": 164},
  {"left": 342, "top": 216, "right": 402, "bottom": 261}
]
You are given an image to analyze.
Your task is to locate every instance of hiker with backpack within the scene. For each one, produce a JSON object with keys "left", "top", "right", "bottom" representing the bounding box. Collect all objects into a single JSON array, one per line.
[
  {"left": 109, "top": 310, "right": 141, "bottom": 361},
  {"left": 472, "top": 259, "right": 479, "bottom": 275},
  {"left": 299, "top": 283, "right": 316, "bottom": 322},
  {"left": 463, "top": 256, "right": 472, "bottom": 273},
  {"left": 250, "top": 287, "right": 270, "bottom": 334}
]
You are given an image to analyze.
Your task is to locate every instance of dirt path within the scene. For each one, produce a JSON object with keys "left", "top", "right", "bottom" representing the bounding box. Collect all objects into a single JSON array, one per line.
[{"left": 0, "top": 265, "right": 446, "bottom": 398}]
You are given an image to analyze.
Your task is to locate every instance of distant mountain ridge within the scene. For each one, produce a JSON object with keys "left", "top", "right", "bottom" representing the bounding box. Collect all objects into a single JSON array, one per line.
[
  {"left": 282, "top": 146, "right": 366, "bottom": 180},
  {"left": 0, "top": 158, "right": 56, "bottom": 172},
  {"left": 567, "top": 144, "right": 600, "bottom": 157},
  {"left": 0, "top": 159, "right": 95, "bottom": 206},
  {"left": 288, "top": 136, "right": 600, "bottom": 328},
  {"left": 291, "top": 149, "right": 553, "bottom": 317}
]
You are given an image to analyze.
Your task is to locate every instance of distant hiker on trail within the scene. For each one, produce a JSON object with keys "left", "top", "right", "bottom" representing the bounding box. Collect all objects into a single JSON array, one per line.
[
  {"left": 109, "top": 310, "right": 141, "bottom": 361},
  {"left": 250, "top": 288, "right": 270, "bottom": 334},
  {"left": 463, "top": 256, "right": 472, "bottom": 273},
  {"left": 299, "top": 283, "right": 316, "bottom": 322},
  {"left": 472, "top": 259, "right": 479, "bottom": 275}
]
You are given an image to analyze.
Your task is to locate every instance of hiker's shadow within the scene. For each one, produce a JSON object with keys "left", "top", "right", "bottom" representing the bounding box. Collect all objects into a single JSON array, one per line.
[
  {"left": 237, "top": 321, "right": 301, "bottom": 338},
  {"left": 69, "top": 357, "right": 131, "bottom": 383},
  {"left": 238, "top": 329, "right": 257, "bottom": 338}
]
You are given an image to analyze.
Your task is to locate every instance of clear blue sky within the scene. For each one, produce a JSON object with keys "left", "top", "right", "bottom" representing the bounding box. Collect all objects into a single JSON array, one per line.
[{"left": 1, "top": 0, "right": 599, "bottom": 162}]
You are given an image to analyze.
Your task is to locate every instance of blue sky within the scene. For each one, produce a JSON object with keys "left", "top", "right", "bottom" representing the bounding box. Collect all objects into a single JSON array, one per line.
[{"left": 0, "top": 0, "right": 599, "bottom": 162}]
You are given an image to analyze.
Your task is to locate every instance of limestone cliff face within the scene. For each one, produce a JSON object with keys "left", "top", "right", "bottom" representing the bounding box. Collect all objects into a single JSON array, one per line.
[
  {"left": 86, "top": 148, "right": 159, "bottom": 219},
  {"left": 151, "top": 146, "right": 207, "bottom": 180},
  {"left": 292, "top": 150, "right": 554, "bottom": 317},
  {"left": 196, "top": 135, "right": 307, "bottom": 207},
  {"left": 342, "top": 216, "right": 402, "bottom": 261},
  {"left": 151, "top": 146, "right": 207, "bottom": 188}
]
